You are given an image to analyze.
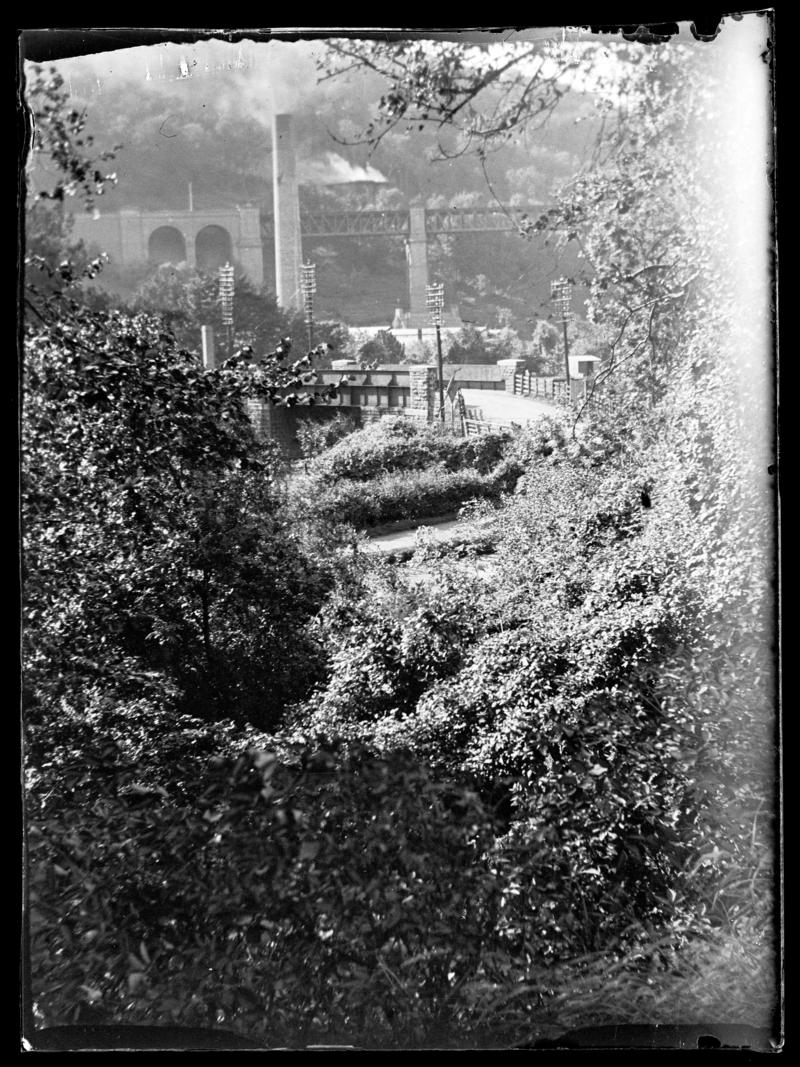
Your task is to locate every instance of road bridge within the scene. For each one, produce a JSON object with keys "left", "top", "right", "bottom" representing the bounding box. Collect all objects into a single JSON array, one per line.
[{"left": 239, "top": 358, "right": 589, "bottom": 459}]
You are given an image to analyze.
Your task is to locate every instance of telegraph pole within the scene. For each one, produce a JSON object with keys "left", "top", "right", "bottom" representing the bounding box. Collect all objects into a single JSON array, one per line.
[
  {"left": 426, "top": 282, "right": 446, "bottom": 425},
  {"left": 301, "top": 261, "right": 317, "bottom": 352},
  {"left": 219, "top": 262, "right": 235, "bottom": 359},
  {"left": 551, "top": 277, "right": 574, "bottom": 384}
]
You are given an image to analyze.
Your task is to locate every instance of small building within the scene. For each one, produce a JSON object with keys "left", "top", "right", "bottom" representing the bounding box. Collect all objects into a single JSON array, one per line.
[{"left": 568, "top": 354, "right": 601, "bottom": 378}]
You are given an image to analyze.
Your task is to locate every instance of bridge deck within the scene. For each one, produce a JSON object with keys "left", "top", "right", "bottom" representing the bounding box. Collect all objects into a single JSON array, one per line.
[
  {"left": 260, "top": 206, "right": 547, "bottom": 238},
  {"left": 459, "top": 388, "right": 556, "bottom": 427}
]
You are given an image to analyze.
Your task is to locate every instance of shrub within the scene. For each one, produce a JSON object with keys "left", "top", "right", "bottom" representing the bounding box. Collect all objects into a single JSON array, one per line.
[
  {"left": 294, "top": 460, "right": 520, "bottom": 530},
  {"left": 26, "top": 686, "right": 776, "bottom": 1048},
  {"left": 23, "top": 298, "right": 332, "bottom": 726},
  {"left": 27, "top": 713, "right": 529, "bottom": 1048},
  {"left": 291, "top": 583, "right": 479, "bottom": 737},
  {"left": 292, "top": 396, "right": 776, "bottom": 967},
  {"left": 301, "top": 587, "right": 707, "bottom": 957},
  {"left": 288, "top": 456, "right": 728, "bottom": 958},
  {"left": 307, "top": 419, "right": 511, "bottom": 483},
  {"left": 295, "top": 412, "right": 358, "bottom": 461}
]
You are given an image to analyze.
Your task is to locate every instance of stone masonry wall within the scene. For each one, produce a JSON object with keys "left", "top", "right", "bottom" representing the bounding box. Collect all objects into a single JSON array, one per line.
[{"left": 408, "top": 365, "right": 437, "bottom": 423}]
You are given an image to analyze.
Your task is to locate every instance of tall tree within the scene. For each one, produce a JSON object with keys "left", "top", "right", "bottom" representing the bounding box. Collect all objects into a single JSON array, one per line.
[{"left": 22, "top": 63, "right": 338, "bottom": 724}]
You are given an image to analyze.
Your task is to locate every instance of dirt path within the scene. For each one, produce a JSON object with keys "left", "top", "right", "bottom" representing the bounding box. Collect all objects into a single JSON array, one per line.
[{"left": 363, "top": 517, "right": 465, "bottom": 554}]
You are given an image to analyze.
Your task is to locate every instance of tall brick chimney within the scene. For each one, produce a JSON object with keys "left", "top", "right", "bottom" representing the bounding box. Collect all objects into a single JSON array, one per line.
[{"left": 272, "top": 113, "right": 302, "bottom": 311}]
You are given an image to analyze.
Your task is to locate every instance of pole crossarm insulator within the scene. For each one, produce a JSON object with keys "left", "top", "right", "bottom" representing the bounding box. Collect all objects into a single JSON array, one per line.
[
  {"left": 219, "top": 262, "right": 235, "bottom": 325},
  {"left": 425, "top": 282, "right": 445, "bottom": 326}
]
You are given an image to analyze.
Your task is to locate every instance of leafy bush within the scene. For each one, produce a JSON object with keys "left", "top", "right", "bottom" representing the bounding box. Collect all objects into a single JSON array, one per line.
[
  {"left": 26, "top": 681, "right": 776, "bottom": 1048},
  {"left": 24, "top": 686, "right": 268, "bottom": 800},
  {"left": 23, "top": 297, "right": 331, "bottom": 725},
  {"left": 28, "top": 709, "right": 532, "bottom": 1047},
  {"left": 443, "top": 323, "right": 519, "bottom": 365},
  {"left": 295, "top": 412, "right": 358, "bottom": 461},
  {"left": 289, "top": 577, "right": 480, "bottom": 735},
  {"left": 287, "top": 419, "right": 519, "bottom": 530},
  {"left": 294, "top": 460, "right": 520, "bottom": 530},
  {"left": 307, "top": 418, "right": 511, "bottom": 483},
  {"left": 291, "top": 449, "right": 772, "bottom": 958},
  {"left": 299, "top": 614, "right": 706, "bottom": 961}
]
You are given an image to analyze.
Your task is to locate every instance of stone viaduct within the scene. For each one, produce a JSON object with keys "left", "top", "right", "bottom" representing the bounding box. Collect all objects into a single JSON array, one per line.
[{"left": 68, "top": 113, "right": 547, "bottom": 324}]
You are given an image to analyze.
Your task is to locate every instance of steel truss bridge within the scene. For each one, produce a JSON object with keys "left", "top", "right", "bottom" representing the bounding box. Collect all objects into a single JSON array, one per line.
[{"left": 260, "top": 206, "right": 547, "bottom": 239}]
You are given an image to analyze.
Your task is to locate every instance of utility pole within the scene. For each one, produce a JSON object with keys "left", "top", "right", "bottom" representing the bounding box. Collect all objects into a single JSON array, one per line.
[
  {"left": 551, "top": 277, "right": 574, "bottom": 384},
  {"left": 426, "top": 282, "right": 446, "bottom": 425},
  {"left": 301, "top": 261, "right": 317, "bottom": 352},
  {"left": 219, "top": 262, "right": 235, "bottom": 360}
]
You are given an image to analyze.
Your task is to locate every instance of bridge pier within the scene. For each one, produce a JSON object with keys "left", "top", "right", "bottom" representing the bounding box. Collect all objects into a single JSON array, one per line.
[
  {"left": 184, "top": 232, "right": 196, "bottom": 269},
  {"left": 119, "top": 209, "right": 146, "bottom": 264},
  {"left": 238, "top": 205, "right": 264, "bottom": 288}
]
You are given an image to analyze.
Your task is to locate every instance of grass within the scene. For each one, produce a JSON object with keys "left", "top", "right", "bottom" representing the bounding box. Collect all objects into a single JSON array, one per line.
[
  {"left": 537, "top": 924, "right": 775, "bottom": 1034},
  {"left": 449, "top": 913, "right": 778, "bottom": 1048}
]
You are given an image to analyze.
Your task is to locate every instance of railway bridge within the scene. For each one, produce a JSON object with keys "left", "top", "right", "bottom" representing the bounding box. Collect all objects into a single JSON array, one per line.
[
  {"left": 68, "top": 110, "right": 549, "bottom": 324},
  {"left": 69, "top": 202, "right": 546, "bottom": 325}
]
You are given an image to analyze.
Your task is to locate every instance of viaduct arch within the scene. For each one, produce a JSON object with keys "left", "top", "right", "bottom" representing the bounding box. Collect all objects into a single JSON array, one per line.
[
  {"left": 71, "top": 206, "right": 265, "bottom": 285},
  {"left": 148, "top": 225, "right": 186, "bottom": 265}
]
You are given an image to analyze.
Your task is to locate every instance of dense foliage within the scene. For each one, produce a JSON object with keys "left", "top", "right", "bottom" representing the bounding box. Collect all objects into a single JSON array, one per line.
[
  {"left": 305, "top": 418, "right": 510, "bottom": 482},
  {"left": 23, "top": 26, "right": 777, "bottom": 1048},
  {"left": 22, "top": 64, "right": 348, "bottom": 727},
  {"left": 23, "top": 296, "right": 339, "bottom": 725},
  {"left": 443, "top": 324, "right": 518, "bottom": 365},
  {"left": 295, "top": 411, "right": 358, "bottom": 462},
  {"left": 126, "top": 264, "right": 350, "bottom": 362},
  {"left": 27, "top": 708, "right": 513, "bottom": 1046},
  {"left": 286, "top": 419, "right": 519, "bottom": 529},
  {"left": 294, "top": 461, "right": 519, "bottom": 531},
  {"left": 289, "top": 390, "right": 774, "bottom": 960},
  {"left": 357, "top": 328, "right": 406, "bottom": 364}
]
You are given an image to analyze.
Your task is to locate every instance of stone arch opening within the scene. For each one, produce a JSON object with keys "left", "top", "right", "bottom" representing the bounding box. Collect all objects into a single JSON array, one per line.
[
  {"left": 196, "top": 225, "right": 233, "bottom": 273},
  {"left": 148, "top": 226, "right": 186, "bottom": 265}
]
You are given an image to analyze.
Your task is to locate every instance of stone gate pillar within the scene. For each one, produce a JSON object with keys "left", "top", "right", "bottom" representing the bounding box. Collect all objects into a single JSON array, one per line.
[
  {"left": 497, "top": 358, "right": 526, "bottom": 393},
  {"left": 246, "top": 398, "right": 272, "bottom": 439},
  {"left": 409, "top": 364, "right": 437, "bottom": 423}
]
